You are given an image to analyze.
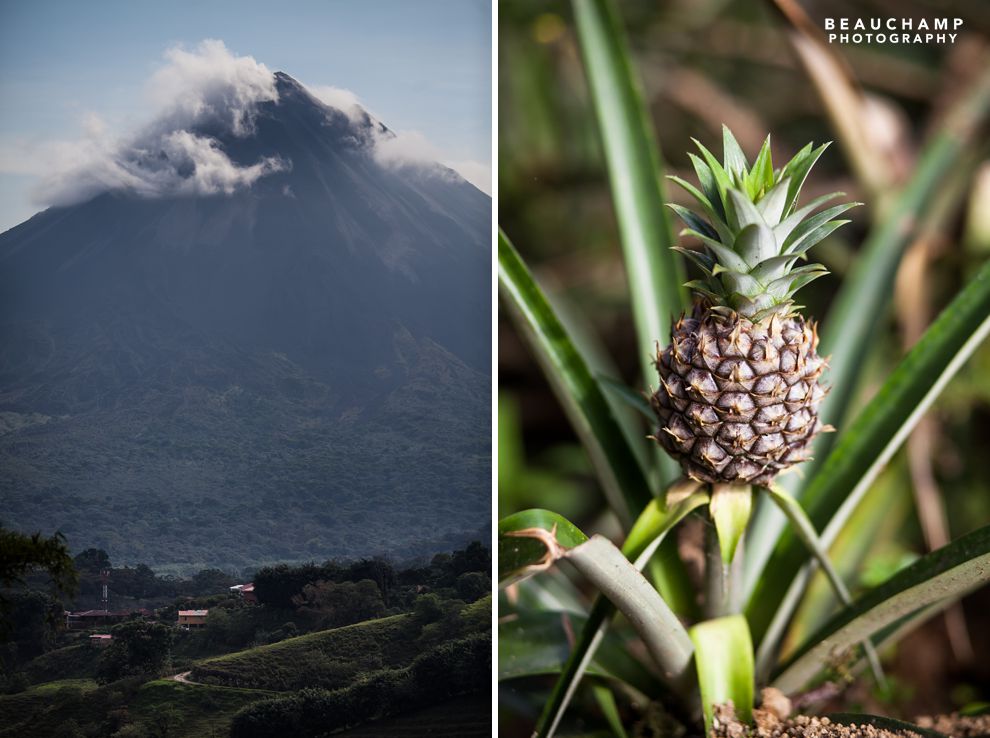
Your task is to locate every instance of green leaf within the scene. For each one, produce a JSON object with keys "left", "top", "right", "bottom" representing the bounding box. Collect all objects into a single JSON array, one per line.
[
  {"left": 540, "top": 535, "right": 695, "bottom": 691},
  {"left": 598, "top": 374, "right": 656, "bottom": 422},
  {"left": 498, "top": 610, "right": 661, "bottom": 698},
  {"left": 689, "top": 152, "right": 727, "bottom": 223},
  {"left": 744, "top": 71, "right": 990, "bottom": 604},
  {"left": 726, "top": 190, "right": 767, "bottom": 236},
  {"left": 710, "top": 485, "right": 752, "bottom": 565},
  {"left": 773, "top": 523, "right": 990, "bottom": 693},
  {"left": 746, "top": 257, "right": 990, "bottom": 644},
  {"left": 593, "top": 684, "right": 631, "bottom": 738},
  {"left": 733, "top": 223, "right": 776, "bottom": 268},
  {"left": 499, "top": 509, "right": 589, "bottom": 587},
  {"left": 816, "top": 67, "right": 990, "bottom": 456},
  {"left": 499, "top": 230, "right": 653, "bottom": 526},
  {"left": 693, "top": 138, "right": 734, "bottom": 215},
  {"left": 748, "top": 136, "right": 775, "bottom": 203},
  {"left": 571, "top": 0, "right": 687, "bottom": 445},
  {"left": 690, "top": 615, "right": 755, "bottom": 735},
  {"left": 722, "top": 125, "right": 749, "bottom": 180},
  {"left": 772, "top": 191, "right": 843, "bottom": 244},
  {"left": 668, "top": 204, "right": 719, "bottom": 241},
  {"left": 780, "top": 142, "right": 830, "bottom": 216},
  {"left": 533, "top": 490, "right": 708, "bottom": 738},
  {"left": 755, "top": 176, "right": 789, "bottom": 225},
  {"left": 758, "top": 486, "right": 884, "bottom": 686},
  {"left": 781, "top": 202, "right": 861, "bottom": 253}
]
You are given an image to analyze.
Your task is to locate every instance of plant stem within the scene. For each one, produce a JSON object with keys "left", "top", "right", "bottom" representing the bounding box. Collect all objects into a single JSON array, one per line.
[{"left": 704, "top": 525, "right": 744, "bottom": 617}]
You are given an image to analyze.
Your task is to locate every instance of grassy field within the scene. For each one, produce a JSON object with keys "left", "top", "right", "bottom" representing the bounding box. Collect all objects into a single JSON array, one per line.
[
  {"left": 0, "top": 676, "right": 275, "bottom": 738},
  {"left": 0, "top": 679, "right": 106, "bottom": 737},
  {"left": 21, "top": 642, "right": 97, "bottom": 684},
  {"left": 128, "top": 679, "right": 277, "bottom": 737},
  {"left": 192, "top": 613, "right": 421, "bottom": 691}
]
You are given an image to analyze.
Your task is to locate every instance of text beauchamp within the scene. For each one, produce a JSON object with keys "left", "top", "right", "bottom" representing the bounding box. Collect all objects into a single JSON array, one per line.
[{"left": 823, "top": 17, "right": 963, "bottom": 45}]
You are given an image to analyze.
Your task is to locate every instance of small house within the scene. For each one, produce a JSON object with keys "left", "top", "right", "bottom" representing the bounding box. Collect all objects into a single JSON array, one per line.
[
  {"left": 229, "top": 582, "right": 257, "bottom": 604},
  {"left": 177, "top": 609, "right": 209, "bottom": 628},
  {"left": 89, "top": 634, "right": 113, "bottom": 648}
]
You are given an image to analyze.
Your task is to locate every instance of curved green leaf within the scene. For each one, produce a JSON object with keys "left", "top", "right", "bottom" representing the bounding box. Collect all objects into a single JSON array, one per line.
[
  {"left": 690, "top": 615, "right": 754, "bottom": 735},
  {"left": 773, "top": 523, "right": 990, "bottom": 693},
  {"left": 533, "top": 491, "right": 708, "bottom": 738},
  {"left": 748, "top": 257, "right": 990, "bottom": 643},
  {"left": 499, "top": 509, "right": 589, "bottom": 587},
  {"left": 498, "top": 230, "right": 653, "bottom": 526},
  {"left": 571, "top": 0, "right": 687, "bottom": 487}
]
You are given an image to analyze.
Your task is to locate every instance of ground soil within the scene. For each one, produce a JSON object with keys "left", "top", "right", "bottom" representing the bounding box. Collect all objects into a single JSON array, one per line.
[{"left": 707, "top": 690, "right": 990, "bottom": 738}]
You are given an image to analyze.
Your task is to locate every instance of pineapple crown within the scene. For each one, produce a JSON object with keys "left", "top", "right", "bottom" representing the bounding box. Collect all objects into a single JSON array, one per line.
[{"left": 668, "top": 125, "right": 859, "bottom": 321}]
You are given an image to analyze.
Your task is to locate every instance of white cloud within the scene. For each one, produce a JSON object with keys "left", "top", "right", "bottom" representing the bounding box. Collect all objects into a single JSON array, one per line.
[
  {"left": 148, "top": 39, "right": 279, "bottom": 136},
  {"left": 21, "top": 39, "right": 285, "bottom": 207},
  {"left": 443, "top": 160, "right": 491, "bottom": 195},
  {"left": 306, "top": 84, "right": 365, "bottom": 122},
  {"left": 1, "top": 39, "right": 489, "bottom": 208}
]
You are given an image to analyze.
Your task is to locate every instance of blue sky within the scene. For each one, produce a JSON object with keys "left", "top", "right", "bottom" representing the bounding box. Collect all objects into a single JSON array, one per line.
[{"left": 0, "top": 0, "right": 492, "bottom": 231}]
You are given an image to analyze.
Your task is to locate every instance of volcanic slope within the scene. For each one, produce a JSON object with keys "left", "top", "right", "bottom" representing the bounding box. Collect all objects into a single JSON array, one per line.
[{"left": 0, "top": 71, "right": 491, "bottom": 569}]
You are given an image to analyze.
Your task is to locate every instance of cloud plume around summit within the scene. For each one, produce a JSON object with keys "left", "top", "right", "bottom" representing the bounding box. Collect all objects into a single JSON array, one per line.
[
  {"left": 5, "top": 39, "right": 490, "bottom": 208},
  {"left": 24, "top": 40, "right": 288, "bottom": 206}
]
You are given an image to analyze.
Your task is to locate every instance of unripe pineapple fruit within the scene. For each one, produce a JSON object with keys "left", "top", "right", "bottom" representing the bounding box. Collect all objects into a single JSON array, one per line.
[{"left": 650, "top": 127, "right": 857, "bottom": 485}]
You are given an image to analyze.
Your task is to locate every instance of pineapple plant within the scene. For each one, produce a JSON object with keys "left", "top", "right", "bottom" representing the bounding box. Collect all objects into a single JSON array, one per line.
[
  {"left": 499, "top": 1, "right": 990, "bottom": 735},
  {"left": 651, "top": 128, "right": 859, "bottom": 485}
]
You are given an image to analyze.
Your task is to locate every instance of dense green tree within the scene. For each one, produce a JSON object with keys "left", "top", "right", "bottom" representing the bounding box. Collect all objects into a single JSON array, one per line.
[
  {"left": 292, "top": 579, "right": 385, "bottom": 629},
  {"left": 0, "top": 526, "right": 77, "bottom": 622},
  {"left": 96, "top": 621, "right": 174, "bottom": 684}
]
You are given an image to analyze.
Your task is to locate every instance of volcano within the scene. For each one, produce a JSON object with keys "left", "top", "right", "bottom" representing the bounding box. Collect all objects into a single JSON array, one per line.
[{"left": 0, "top": 72, "right": 491, "bottom": 570}]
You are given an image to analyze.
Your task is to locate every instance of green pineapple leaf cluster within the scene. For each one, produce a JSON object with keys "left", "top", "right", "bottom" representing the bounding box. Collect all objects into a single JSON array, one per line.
[{"left": 668, "top": 126, "right": 860, "bottom": 321}]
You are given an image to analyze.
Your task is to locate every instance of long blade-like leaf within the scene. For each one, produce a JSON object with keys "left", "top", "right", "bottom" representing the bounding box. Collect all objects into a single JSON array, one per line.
[
  {"left": 498, "top": 231, "right": 653, "bottom": 526},
  {"left": 758, "top": 486, "right": 884, "bottom": 686},
  {"left": 571, "top": 0, "right": 687, "bottom": 487},
  {"left": 690, "top": 615, "right": 755, "bottom": 735},
  {"left": 743, "top": 68, "right": 990, "bottom": 592},
  {"left": 773, "top": 523, "right": 990, "bottom": 693},
  {"left": 747, "top": 257, "right": 990, "bottom": 643}
]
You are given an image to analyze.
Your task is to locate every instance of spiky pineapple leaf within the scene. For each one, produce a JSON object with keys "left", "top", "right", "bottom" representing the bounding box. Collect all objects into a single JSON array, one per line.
[
  {"left": 773, "top": 191, "right": 844, "bottom": 244},
  {"left": 722, "top": 124, "right": 749, "bottom": 180},
  {"left": 669, "top": 204, "right": 719, "bottom": 241},
  {"left": 755, "top": 176, "right": 790, "bottom": 225},
  {"left": 733, "top": 222, "right": 776, "bottom": 267},
  {"left": 780, "top": 142, "right": 831, "bottom": 215},
  {"left": 689, "top": 152, "right": 727, "bottom": 222},
  {"left": 727, "top": 189, "right": 767, "bottom": 235},
  {"left": 747, "top": 136, "right": 774, "bottom": 201},
  {"left": 782, "top": 202, "right": 861, "bottom": 252},
  {"left": 693, "top": 138, "right": 733, "bottom": 213}
]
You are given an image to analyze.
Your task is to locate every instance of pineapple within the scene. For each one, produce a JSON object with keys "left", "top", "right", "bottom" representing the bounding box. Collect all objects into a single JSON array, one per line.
[{"left": 650, "top": 127, "right": 858, "bottom": 486}]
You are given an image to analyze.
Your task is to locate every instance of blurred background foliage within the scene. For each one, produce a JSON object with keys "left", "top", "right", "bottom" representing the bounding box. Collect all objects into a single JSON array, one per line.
[{"left": 499, "top": 0, "right": 990, "bottom": 730}]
